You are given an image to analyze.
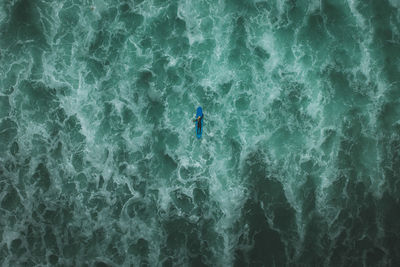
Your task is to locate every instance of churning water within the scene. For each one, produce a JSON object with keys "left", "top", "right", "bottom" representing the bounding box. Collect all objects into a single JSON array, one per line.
[{"left": 1, "top": 0, "right": 400, "bottom": 266}]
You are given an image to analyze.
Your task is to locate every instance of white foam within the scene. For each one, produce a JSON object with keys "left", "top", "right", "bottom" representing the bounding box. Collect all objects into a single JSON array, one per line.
[
  {"left": 347, "top": 0, "right": 367, "bottom": 28},
  {"left": 388, "top": 0, "right": 400, "bottom": 8},
  {"left": 307, "top": 0, "right": 321, "bottom": 14}
]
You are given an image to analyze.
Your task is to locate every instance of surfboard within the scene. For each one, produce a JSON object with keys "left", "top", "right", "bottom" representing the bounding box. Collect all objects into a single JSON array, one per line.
[{"left": 195, "top": 106, "right": 203, "bottom": 139}]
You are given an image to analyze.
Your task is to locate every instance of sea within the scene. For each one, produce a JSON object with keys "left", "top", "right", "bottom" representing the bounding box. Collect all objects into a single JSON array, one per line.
[{"left": 1, "top": 0, "right": 400, "bottom": 266}]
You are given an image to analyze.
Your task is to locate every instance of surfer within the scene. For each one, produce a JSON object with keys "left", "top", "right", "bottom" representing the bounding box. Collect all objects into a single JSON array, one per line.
[{"left": 193, "top": 114, "right": 203, "bottom": 134}]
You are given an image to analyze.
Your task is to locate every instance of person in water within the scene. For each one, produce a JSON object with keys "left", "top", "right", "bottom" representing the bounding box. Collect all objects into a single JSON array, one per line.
[{"left": 193, "top": 114, "right": 203, "bottom": 134}]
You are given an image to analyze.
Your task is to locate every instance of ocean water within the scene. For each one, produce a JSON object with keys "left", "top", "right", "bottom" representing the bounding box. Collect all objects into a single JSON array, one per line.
[{"left": 1, "top": 0, "right": 400, "bottom": 266}]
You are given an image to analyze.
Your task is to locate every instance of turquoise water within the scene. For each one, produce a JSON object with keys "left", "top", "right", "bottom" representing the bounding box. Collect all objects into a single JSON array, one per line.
[{"left": 1, "top": 0, "right": 400, "bottom": 266}]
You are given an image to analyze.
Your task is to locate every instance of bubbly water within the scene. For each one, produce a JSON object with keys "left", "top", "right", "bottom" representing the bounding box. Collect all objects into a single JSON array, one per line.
[{"left": 1, "top": 0, "right": 400, "bottom": 266}]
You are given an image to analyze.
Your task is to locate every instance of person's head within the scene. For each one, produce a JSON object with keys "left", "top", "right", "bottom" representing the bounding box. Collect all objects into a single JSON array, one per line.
[{"left": 198, "top": 116, "right": 201, "bottom": 120}]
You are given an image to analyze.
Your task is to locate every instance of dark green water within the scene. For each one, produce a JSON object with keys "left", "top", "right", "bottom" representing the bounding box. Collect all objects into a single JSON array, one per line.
[{"left": 1, "top": 0, "right": 400, "bottom": 266}]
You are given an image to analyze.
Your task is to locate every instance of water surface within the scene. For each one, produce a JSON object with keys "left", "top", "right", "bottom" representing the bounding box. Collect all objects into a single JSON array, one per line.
[{"left": 1, "top": 0, "right": 400, "bottom": 266}]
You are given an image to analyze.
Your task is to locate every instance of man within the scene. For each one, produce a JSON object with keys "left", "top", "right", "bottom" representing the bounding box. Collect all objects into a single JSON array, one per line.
[{"left": 193, "top": 114, "right": 203, "bottom": 134}]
